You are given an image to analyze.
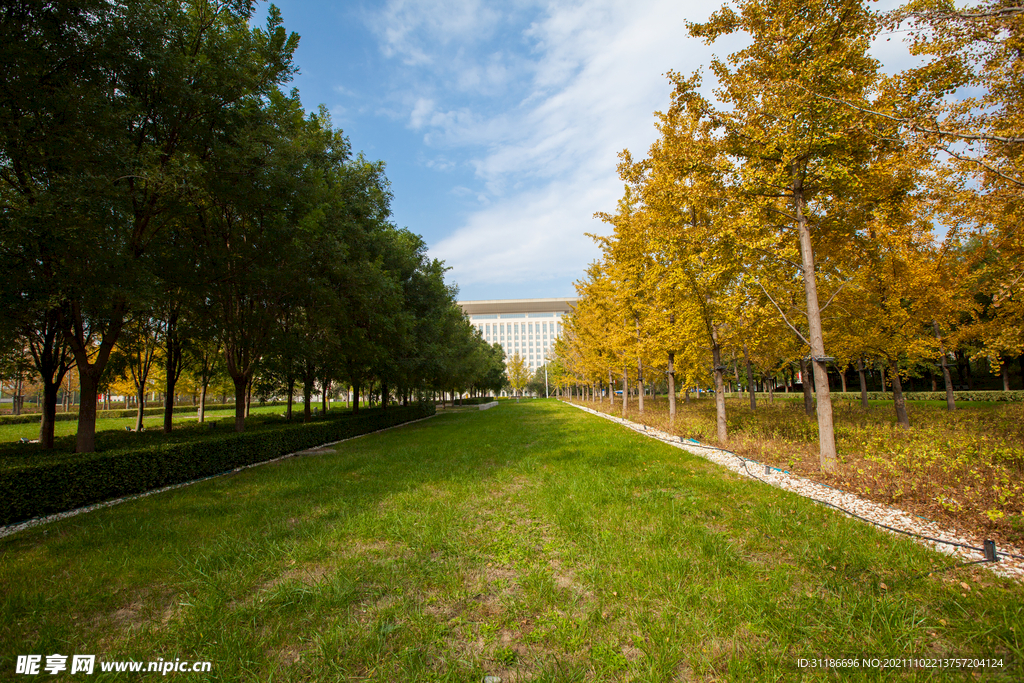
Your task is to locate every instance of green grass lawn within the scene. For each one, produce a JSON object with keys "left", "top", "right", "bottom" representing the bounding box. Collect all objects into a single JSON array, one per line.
[{"left": 1, "top": 400, "right": 1021, "bottom": 681}]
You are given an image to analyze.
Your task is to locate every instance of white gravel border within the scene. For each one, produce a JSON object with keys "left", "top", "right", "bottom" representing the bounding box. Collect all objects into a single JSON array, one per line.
[
  {"left": 565, "top": 401, "right": 1024, "bottom": 581},
  {"left": 0, "top": 413, "right": 437, "bottom": 541}
]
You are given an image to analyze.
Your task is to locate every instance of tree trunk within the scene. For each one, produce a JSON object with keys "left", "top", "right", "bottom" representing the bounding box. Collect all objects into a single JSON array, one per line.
[
  {"left": 839, "top": 366, "right": 847, "bottom": 393},
  {"left": 800, "top": 357, "right": 814, "bottom": 417},
  {"left": 933, "top": 325, "right": 954, "bottom": 411},
  {"left": 1002, "top": 359, "right": 1010, "bottom": 391},
  {"left": 286, "top": 375, "right": 294, "bottom": 420},
  {"left": 302, "top": 364, "right": 314, "bottom": 423},
  {"left": 198, "top": 381, "right": 208, "bottom": 423},
  {"left": 880, "top": 363, "right": 886, "bottom": 394},
  {"left": 637, "top": 360, "right": 644, "bottom": 414},
  {"left": 352, "top": 382, "right": 360, "bottom": 415},
  {"left": 667, "top": 351, "right": 676, "bottom": 423},
  {"left": 134, "top": 384, "right": 145, "bottom": 432},
  {"left": 74, "top": 368, "right": 103, "bottom": 452},
  {"left": 857, "top": 359, "right": 869, "bottom": 409},
  {"left": 622, "top": 367, "right": 628, "bottom": 415},
  {"left": 684, "top": 387, "right": 691, "bottom": 403},
  {"left": 890, "top": 359, "right": 910, "bottom": 428},
  {"left": 793, "top": 176, "right": 837, "bottom": 471},
  {"left": 711, "top": 334, "right": 727, "bottom": 443},
  {"left": 162, "top": 312, "right": 183, "bottom": 434},
  {"left": 322, "top": 377, "right": 332, "bottom": 412},
  {"left": 244, "top": 375, "right": 252, "bottom": 418},
  {"left": 607, "top": 368, "right": 613, "bottom": 404},
  {"left": 232, "top": 373, "right": 248, "bottom": 432},
  {"left": 39, "top": 382, "right": 60, "bottom": 449},
  {"left": 28, "top": 318, "right": 74, "bottom": 447},
  {"left": 743, "top": 343, "right": 755, "bottom": 411},
  {"left": 382, "top": 379, "right": 389, "bottom": 409}
]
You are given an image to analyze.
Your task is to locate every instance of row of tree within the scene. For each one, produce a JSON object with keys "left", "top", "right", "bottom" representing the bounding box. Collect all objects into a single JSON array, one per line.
[
  {"left": 556, "top": 0, "right": 1022, "bottom": 471},
  {"left": 0, "top": 1, "right": 505, "bottom": 451}
]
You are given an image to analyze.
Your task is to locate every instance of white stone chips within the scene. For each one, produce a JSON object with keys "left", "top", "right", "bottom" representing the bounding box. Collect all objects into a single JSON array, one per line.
[{"left": 564, "top": 401, "right": 1024, "bottom": 582}]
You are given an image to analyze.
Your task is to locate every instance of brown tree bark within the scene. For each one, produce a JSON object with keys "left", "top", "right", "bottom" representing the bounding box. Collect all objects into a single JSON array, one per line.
[
  {"left": 621, "top": 366, "right": 628, "bottom": 415},
  {"left": 231, "top": 372, "right": 249, "bottom": 432},
  {"left": 743, "top": 343, "right": 755, "bottom": 411},
  {"left": 322, "top": 376, "right": 332, "bottom": 412},
  {"left": 134, "top": 383, "right": 146, "bottom": 432},
  {"left": 637, "top": 360, "right": 644, "bottom": 414},
  {"left": 711, "top": 332, "right": 727, "bottom": 443},
  {"left": 667, "top": 351, "right": 676, "bottom": 423},
  {"left": 302, "top": 360, "right": 315, "bottom": 423},
  {"left": 890, "top": 359, "right": 910, "bottom": 428},
  {"left": 793, "top": 174, "right": 837, "bottom": 471},
  {"left": 930, "top": 322, "right": 956, "bottom": 411},
  {"left": 198, "top": 381, "right": 208, "bottom": 423},
  {"left": 286, "top": 375, "right": 295, "bottom": 420},
  {"left": 26, "top": 311, "right": 73, "bottom": 448},
  {"left": 65, "top": 301, "right": 124, "bottom": 453},
  {"left": 857, "top": 358, "right": 869, "bottom": 409},
  {"left": 162, "top": 308, "right": 183, "bottom": 433},
  {"left": 800, "top": 357, "right": 814, "bottom": 417}
]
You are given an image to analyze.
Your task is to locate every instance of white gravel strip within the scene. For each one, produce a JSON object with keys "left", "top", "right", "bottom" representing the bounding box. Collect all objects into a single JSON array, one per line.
[
  {"left": 565, "top": 401, "right": 1024, "bottom": 582},
  {"left": 0, "top": 413, "right": 437, "bottom": 541}
]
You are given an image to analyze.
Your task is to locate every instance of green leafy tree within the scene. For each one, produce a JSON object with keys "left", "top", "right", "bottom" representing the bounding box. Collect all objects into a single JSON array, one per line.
[{"left": 505, "top": 353, "right": 530, "bottom": 398}]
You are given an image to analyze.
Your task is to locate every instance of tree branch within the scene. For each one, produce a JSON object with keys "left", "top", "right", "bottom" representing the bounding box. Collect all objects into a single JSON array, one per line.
[
  {"left": 758, "top": 282, "right": 810, "bottom": 346},
  {"left": 938, "top": 144, "right": 1024, "bottom": 189},
  {"left": 794, "top": 84, "right": 1024, "bottom": 144},
  {"left": 819, "top": 277, "right": 851, "bottom": 312}
]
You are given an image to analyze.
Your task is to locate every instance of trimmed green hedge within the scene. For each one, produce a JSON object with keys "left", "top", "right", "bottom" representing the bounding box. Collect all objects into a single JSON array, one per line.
[
  {"left": 752, "top": 390, "right": 1024, "bottom": 403},
  {"left": 0, "top": 401, "right": 295, "bottom": 426},
  {"left": 0, "top": 403, "right": 433, "bottom": 526},
  {"left": 443, "top": 397, "right": 497, "bottom": 405}
]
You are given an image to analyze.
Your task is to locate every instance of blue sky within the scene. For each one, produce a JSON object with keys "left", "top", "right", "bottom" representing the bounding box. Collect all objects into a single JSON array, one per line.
[{"left": 268, "top": 0, "right": 914, "bottom": 302}]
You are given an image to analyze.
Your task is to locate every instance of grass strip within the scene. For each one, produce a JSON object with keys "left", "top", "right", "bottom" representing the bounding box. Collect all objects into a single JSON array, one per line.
[
  {"left": 0, "top": 405, "right": 433, "bottom": 526},
  {"left": 1, "top": 400, "right": 1021, "bottom": 681}
]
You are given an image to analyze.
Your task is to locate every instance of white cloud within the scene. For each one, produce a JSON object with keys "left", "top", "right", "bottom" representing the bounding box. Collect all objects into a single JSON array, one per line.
[
  {"left": 431, "top": 175, "right": 613, "bottom": 288},
  {"left": 372, "top": 0, "right": 504, "bottom": 65},
  {"left": 369, "top": 0, "right": 919, "bottom": 297},
  {"left": 409, "top": 97, "right": 434, "bottom": 128},
  {"left": 401, "top": 0, "right": 723, "bottom": 292}
]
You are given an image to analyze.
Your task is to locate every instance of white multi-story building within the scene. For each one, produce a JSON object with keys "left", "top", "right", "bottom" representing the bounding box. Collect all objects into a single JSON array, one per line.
[{"left": 459, "top": 297, "right": 578, "bottom": 372}]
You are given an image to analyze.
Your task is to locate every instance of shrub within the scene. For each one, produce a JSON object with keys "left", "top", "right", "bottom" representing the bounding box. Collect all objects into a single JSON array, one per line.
[
  {"left": 443, "top": 397, "right": 498, "bottom": 405},
  {"left": 753, "top": 390, "right": 1024, "bottom": 403},
  {"left": 0, "top": 404, "right": 434, "bottom": 526},
  {"left": 0, "top": 401, "right": 292, "bottom": 425}
]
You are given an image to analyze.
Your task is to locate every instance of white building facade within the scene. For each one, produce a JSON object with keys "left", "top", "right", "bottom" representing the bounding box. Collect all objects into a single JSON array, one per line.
[{"left": 459, "top": 297, "right": 578, "bottom": 372}]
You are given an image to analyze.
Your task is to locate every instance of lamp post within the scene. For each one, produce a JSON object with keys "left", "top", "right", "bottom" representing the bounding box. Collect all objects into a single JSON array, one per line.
[{"left": 544, "top": 359, "right": 549, "bottom": 398}]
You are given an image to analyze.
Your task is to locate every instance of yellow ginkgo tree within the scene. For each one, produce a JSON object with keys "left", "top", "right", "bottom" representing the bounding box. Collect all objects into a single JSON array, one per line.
[{"left": 687, "top": 0, "right": 888, "bottom": 471}]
